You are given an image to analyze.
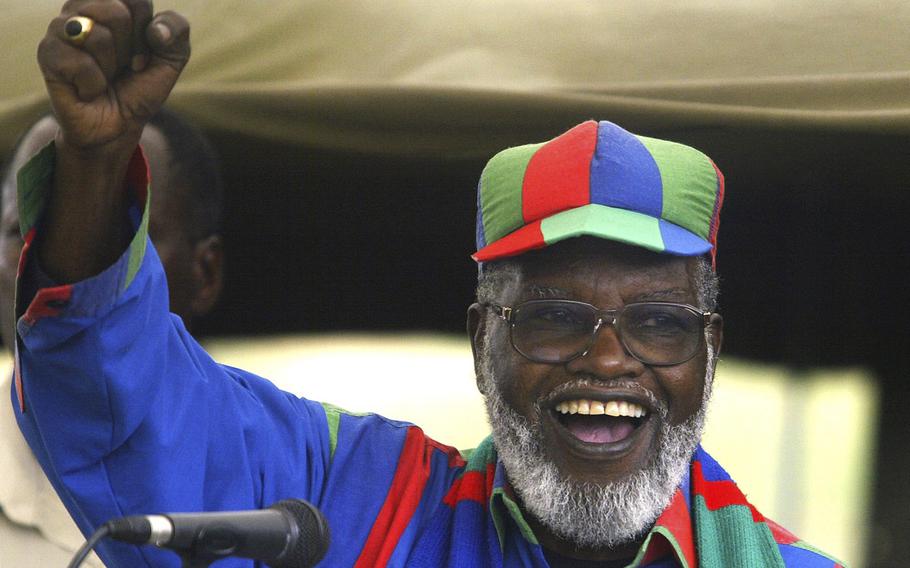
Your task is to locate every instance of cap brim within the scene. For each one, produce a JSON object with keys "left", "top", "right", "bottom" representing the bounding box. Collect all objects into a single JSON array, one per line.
[{"left": 472, "top": 203, "right": 712, "bottom": 263}]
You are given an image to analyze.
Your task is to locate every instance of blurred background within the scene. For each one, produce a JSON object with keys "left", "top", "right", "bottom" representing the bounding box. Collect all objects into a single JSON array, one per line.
[{"left": 2, "top": 1, "right": 908, "bottom": 566}]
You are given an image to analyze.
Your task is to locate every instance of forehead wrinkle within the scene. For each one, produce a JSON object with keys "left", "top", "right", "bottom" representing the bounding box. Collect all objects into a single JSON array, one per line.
[
  {"left": 525, "top": 284, "right": 570, "bottom": 299},
  {"left": 523, "top": 282, "right": 691, "bottom": 305},
  {"left": 632, "top": 288, "right": 692, "bottom": 302}
]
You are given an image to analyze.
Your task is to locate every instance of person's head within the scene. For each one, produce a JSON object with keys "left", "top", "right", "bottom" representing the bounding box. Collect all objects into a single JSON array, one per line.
[
  {"left": 467, "top": 120, "right": 724, "bottom": 556},
  {"left": 0, "top": 109, "right": 224, "bottom": 350}
]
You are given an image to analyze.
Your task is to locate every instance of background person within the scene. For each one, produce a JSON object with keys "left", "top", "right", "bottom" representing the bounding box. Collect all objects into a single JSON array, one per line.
[{"left": 0, "top": 108, "right": 224, "bottom": 567}]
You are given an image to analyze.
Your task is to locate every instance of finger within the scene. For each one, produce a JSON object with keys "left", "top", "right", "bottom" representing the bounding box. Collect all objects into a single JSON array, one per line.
[
  {"left": 79, "top": 23, "right": 117, "bottom": 82},
  {"left": 145, "top": 10, "right": 190, "bottom": 68},
  {"left": 38, "top": 34, "right": 108, "bottom": 102},
  {"left": 62, "top": 0, "right": 133, "bottom": 73},
  {"left": 116, "top": 10, "right": 189, "bottom": 122},
  {"left": 122, "top": 0, "right": 153, "bottom": 71},
  {"left": 53, "top": 16, "right": 118, "bottom": 83}
]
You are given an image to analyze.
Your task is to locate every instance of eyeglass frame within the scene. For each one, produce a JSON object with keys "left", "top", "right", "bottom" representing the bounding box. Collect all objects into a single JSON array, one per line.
[{"left": 486, "top": 299, "right": 714, "bottom": 366}]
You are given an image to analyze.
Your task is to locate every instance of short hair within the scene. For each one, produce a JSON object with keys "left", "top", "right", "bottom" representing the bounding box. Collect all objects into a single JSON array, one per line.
[
  {"left": 147, "top": 107, "right": 224, "bottom": 241},
  {"left": 0, "top": 108, "right": 224, "bottom": 242}
]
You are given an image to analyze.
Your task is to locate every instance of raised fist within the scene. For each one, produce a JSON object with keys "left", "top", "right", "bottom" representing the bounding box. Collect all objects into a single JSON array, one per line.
[{"left": 38, "top": 0, "right": 190, "bottom": 154}]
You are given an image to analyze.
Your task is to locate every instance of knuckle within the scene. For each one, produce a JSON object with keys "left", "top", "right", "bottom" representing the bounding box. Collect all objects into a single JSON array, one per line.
[
  {"left": 37, "top": 38, "right": 68, "bottom": 69},
  {"left": 71, "top": 1, "right": 130, "bottom": 31},
  {"left": 37, "top": 37, "right": 55, "bottom": 59},
  {"left": 83, "top": 29, "right": 118, "bottom": 68},
  {"left": 46, "top": 15, "right": 65, "bottom": 36},
  {"left": 84, "top": 21, "right": 111, "bottom": 43},
  {"left": 109, "top": 4, "right": 132, "bottom": 27},
  {"left": 78, "top": 27, "right": 110, "bottom": 56},
  {"left": 109, "top": 5, "right": 133, "bottom": 31}
]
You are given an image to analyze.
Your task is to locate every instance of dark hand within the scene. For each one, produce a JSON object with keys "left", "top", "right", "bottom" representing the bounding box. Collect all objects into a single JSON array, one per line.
[{"left": 38, "top": 0, "right": 190, "bottom": 155}]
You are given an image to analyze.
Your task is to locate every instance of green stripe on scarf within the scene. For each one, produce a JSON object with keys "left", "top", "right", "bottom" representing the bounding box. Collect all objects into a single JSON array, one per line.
[{"left": 693, "top": 497, "right": 785, "bottom": 568}]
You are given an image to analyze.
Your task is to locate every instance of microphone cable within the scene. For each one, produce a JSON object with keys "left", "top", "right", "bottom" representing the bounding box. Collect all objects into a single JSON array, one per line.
[{"left": 67, "top": 523, "right": 111, "bottom": 568}]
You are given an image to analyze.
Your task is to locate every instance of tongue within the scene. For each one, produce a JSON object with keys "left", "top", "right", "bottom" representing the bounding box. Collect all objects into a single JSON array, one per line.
[{"left": 564, "top": 415, "right": 636, "bottom": 444}]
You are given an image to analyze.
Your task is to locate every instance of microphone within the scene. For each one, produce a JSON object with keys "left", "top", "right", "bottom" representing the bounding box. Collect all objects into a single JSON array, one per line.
[{"left": 104, "top": 499, "right": 329, "bottom": 568}]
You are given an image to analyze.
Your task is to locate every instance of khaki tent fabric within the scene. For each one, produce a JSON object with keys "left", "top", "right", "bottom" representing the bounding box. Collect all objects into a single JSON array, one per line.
[{"left": 2, "top": 0, "right": 908, "bottom": 158}]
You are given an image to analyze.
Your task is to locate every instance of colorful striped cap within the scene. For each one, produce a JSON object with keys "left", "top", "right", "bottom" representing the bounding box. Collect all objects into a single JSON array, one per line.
[{"left": 473, "top": 120, "right": 725, "bottom": 268}]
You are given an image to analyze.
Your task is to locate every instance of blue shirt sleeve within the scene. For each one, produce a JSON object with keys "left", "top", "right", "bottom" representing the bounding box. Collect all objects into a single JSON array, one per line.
[{"left": 11, "top": 144, "right": 333, "bottom": 567}]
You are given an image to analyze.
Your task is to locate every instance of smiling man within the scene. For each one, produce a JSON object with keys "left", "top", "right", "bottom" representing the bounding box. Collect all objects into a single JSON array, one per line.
[
  {"left": 464, "top": 122, "right": 731, "bottom": 565},
  {"left": 12, "top": 2, "right": 844, "bottom": 567}
]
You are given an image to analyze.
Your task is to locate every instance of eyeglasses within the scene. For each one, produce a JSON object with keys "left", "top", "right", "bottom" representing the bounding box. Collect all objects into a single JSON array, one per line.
[{"left": 487, "top": 299, "right": 712, "bottom": 366}]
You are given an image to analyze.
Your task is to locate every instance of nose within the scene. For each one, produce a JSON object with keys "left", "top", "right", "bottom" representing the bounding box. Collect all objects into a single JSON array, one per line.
[{"left": 564, "top": 319, "right": 646, "bottom": 378}]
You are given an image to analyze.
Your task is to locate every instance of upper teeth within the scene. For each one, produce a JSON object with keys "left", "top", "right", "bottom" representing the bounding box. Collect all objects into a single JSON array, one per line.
[{"left": 555, "top": 399, "right": 646, "bottom": 418}]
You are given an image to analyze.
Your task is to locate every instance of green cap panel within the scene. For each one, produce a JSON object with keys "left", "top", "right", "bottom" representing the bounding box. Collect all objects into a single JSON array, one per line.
[
  {"left": 638, "top": 135, "right": 718, "bottom": 240},
  {"left": 479, "top": 142, "right": 543, "bottom": 244},
  {"left": 541, "top": 204, "right": 665, "bottom": 252}
]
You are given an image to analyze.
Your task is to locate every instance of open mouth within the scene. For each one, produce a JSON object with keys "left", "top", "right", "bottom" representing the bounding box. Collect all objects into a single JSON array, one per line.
[{"left": 552, "top": 398, "right": 649, "bottom": 445}]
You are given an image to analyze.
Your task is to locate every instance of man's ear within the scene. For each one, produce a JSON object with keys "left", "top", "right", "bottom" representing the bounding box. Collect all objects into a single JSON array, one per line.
[
  {"left": 708, "top": 313, "right": 723, "bottom": 359},
  {"left": 467, "top": 302, "right": 488, "bottom": 395},
  {"left": 189, "top": 235, "right": 224, "bottom": 318}
]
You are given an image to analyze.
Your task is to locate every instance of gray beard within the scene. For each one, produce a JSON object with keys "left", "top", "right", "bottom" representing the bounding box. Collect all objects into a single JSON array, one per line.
[{"left": 479, "top": 341, "right": 715, "bottom": 550}]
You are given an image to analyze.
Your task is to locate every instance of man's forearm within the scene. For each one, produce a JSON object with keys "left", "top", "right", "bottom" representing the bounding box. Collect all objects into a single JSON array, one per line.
[{"left": 36, "top": 135, "right": 137, "bottom": 284}]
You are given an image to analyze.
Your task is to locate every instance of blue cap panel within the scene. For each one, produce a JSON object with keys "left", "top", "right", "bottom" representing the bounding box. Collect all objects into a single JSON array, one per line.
[
  {"left": 658, "top": 219, "right": 712, "bottom": 256},
  {"left": 589, "top": 121, "right": 663, "bottom": 219}
]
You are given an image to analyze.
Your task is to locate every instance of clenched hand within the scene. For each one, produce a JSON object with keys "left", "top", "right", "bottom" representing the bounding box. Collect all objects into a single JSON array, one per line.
[{"left": 35, "top": 0, "right": 190, "bottom": 283}]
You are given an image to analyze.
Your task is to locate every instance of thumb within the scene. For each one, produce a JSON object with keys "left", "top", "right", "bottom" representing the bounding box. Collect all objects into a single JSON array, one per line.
[
  {"left": 145, "top": 10, "right": 190, "bottom": 67},
  {"left": 117, "top": 10, "right": 190, "bottom": 122}
]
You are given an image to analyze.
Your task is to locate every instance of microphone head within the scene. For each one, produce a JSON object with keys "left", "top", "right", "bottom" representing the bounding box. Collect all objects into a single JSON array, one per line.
[{"left": 269, "top": 499, "right": 330, "bottom": 568}]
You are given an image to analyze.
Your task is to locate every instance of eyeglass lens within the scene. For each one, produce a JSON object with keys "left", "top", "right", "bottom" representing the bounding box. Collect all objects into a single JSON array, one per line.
[{"left": 509, "top": 300, "right": 703, "bottom": 365}]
